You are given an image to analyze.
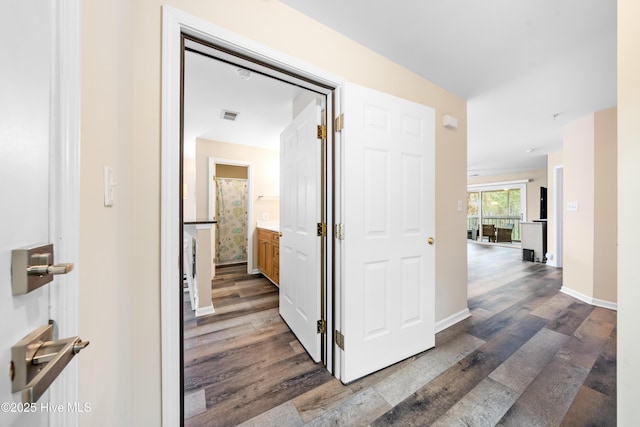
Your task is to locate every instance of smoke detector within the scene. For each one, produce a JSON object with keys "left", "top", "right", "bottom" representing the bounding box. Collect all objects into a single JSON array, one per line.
[{"left": 236, "top": 68, "right": 251, "bottom": 80}]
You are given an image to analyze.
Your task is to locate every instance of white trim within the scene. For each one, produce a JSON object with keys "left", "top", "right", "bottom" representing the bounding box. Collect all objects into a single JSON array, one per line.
[
  {"left": 467, "top": 179, "right": 530, "bottom": 189},
  {"left": 551, "top": 165, "right": 564, "bottom": 268},
  {"left": 161, "top": 6, "right": 343, "bottom": 426},
  {"left": 560, "top": 287, "right": 618, "bottom": 311},
  {"left": 48, "top": 1, "right": 80, "bottom": 426},
  {"left": 161, "top": 6, "right": 183, "bottom": 427},
  {"left": 195, "top": 305, "right": 215, "bottom": 317},
  {"left": 435, "top": 308, "right": 471, "bottom": 333}
]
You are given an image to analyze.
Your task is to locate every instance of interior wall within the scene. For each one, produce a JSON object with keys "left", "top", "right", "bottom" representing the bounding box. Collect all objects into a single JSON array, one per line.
[
  {"left": 183, "top": 158, "right": 196, "bottom": 220},
  {"left": 618, "top": 0, "right": 640, "bottom": 421},
  {"left": 80, "top": 0, "right": 135, "bottom": 424},
  {"left": 80, "top": 0, "right": 469, "bottom": 424},
  {"left": 563, "top": 113, "right": 596, "bottom": 298},
  {"left": 216, "top": 164, "right": 248, "bottom": 179},
  {"left": 467, "top": 169, "right": 547, "bottom": 222},
  {"left": 593, "top": 108, "right": 617, "bottom": 303},
  {"left": 196, "top": 138, "right": 280, "bottom": 272},
  {"left": 562, "top": 107, "right": 617, "bottom": 304}
]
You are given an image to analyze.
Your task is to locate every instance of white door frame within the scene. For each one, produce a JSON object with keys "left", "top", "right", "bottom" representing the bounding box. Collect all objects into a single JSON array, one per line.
[
  {"left": 161, "top": 6, "right": 342, "bottom": 425},
  {"left": 49, "top": 0, "right": 81, "bottom": 425},
  {"left": 208, "top": 157, "right": 253, "bottom": 273},
  {"left": 552, "top": 165, "right": 564, "bottom": 268}
]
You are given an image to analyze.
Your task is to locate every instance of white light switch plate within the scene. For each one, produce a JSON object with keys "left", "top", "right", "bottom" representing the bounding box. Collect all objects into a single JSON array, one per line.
[
  {"left": 104, "top": 165, "right": 115, "bottom": 207},
  {"left": 567, "top": 201, "right": 579, "bottom": 212}
]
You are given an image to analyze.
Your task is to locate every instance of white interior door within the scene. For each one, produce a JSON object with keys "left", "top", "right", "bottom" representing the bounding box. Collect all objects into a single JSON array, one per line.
[
  {"left": 340, "top": 83, "right": 435, "bottom": 383},
  {"left": 280, "top": 100, "right": 322, "bottom": 362},
  {"left": 0, "top": 1, "right": 79, "bottom": 425}
]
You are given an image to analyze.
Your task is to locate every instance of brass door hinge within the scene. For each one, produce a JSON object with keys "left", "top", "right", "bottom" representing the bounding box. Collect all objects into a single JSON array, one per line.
[
  {"left": 334, "top": 114, "right": 344, "bottom": 132},
  {"left": 335, "top": 330, "right": 345, "bottom": 350},
  {"left": 317, "top": 125, "right": 327, "bottom": 140},
  {"left": 317, "top": 222, "right": 327, "bottom": 237},
  {"left": 335, "top": 223, "right": 344, "bottom": 240},
  {"left": 317, "top": 319, "right": 327, "bottom": 334}
]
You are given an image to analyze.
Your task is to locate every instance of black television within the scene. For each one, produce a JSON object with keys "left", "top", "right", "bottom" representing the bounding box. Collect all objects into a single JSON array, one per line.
[{"left": 540, "top": 186, "right": 548, "bottom": 219}]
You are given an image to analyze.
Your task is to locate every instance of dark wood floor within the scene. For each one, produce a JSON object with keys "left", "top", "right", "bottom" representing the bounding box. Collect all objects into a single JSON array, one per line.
[{"left": 183, "top": 243, "right": 616, "bottom": 426}]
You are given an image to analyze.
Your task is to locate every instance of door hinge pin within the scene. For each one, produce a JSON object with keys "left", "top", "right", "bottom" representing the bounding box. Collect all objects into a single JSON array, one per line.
[
  {"left": 317, "top": 222, "right": 327, "bottom": 237},
  {"left": 335, "top": 330, "right": 345, "bottom": 350},
  {"left": 335, "top": 223, "right": 344, "bottom": 240},
  {"left": 317, "top": 319, "right": 327, "bottom": 334},
  {"left": 317, "top": 125, "right": 327, "bottom": 140},
  {"left": 334, "top": 114, "right": 344, "bottom": 132}
]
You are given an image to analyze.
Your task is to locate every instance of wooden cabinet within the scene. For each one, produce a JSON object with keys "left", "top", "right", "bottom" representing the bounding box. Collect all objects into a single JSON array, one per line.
[{"left": 257, "top": 228, "right": 279, "bottom": 285}]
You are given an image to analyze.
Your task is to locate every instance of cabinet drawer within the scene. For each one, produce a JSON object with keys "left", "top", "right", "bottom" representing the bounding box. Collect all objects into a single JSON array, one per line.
[{"left": 258, "top": 229, "right": 271, "bottom": 242}]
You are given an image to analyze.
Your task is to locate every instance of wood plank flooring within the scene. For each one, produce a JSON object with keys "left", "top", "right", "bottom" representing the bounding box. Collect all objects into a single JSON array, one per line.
[{"left": 183, "top": 243, "right": 616, "bottom": 426}]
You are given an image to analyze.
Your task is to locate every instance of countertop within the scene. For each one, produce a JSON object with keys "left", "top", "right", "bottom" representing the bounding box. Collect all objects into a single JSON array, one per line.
[{"left": 256, "top": 221, "right": 279, "bottom": 232}]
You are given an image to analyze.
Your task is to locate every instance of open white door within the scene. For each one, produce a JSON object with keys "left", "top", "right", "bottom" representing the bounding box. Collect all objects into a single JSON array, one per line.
[
  {"left": 279, "top": 100, "right": 322, "bottom": 362},
  {"left": 0, "top": 1, "right": 80, "bottom": 426},
  {"left": 339, "top": 83, "right": 435, "bottom": 383}
]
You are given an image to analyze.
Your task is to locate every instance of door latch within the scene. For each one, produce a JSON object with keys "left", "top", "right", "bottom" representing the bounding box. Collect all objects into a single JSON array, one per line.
[
  {"left": 12, "top": 243, "right": 74, "bottom": 295},
  {"left": 11, "top": 323, "right": 90, "bottom": 403}
]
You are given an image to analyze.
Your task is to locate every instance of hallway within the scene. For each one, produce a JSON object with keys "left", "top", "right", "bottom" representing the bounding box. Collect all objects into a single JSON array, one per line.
[{"left": 184, "top": 244, "right": 616, "bottom": 426}]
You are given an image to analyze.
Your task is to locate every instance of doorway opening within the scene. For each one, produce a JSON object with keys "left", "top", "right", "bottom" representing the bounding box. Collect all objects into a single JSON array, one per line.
[
  {"left": 180, "top": 34, "right": 334, "bottom": 423},
  {"left": 208, "top": 159, "right": 251, "bottom": 274}
]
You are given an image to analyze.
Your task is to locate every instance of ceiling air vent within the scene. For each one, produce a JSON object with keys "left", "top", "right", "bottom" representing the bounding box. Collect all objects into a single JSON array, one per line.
[{"left": 220, "top": 110, "right": 239, "bottom": 121}]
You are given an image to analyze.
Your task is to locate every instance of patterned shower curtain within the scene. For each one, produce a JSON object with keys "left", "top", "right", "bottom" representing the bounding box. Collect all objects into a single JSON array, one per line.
[{"left": 215, "top": 178, "right": 248, "bottom": 264}]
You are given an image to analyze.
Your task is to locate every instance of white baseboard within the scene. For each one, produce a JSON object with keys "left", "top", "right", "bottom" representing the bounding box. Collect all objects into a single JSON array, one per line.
[
  {"left": 560, "top": 286, "right": 618, "bottom": 311},
  {"left": 436, "top": 308, "right": 471, "bottom": 333},
  {"left": 195, "top": 304, "right": 215, "bottom": 317}
]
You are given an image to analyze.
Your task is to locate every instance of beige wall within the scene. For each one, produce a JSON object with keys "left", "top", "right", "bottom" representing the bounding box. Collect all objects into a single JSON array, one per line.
[
  {"left": 562, "top": 108, "right": 617, "bottom": 304},
  {"left": 593, "top": 108, "right": 617, "bottom": 303},
  {"left": 81, "top": 0, "right": 467, "bottom": 424},
  {"left": 80, "top": 0, "right": 136, "bottom": 424},
  {"left": 563, "top": 113, "right": 596, "bottom": 298},
  {"left": 196, "top": 138, "right": 280, "bottom": 272},
  {"left": 216, "top": 164, "right": 249, "bottom": 179},
  {"left": 467, "top": 169, "right": 547, "bottom": 223},
  {"left": 618, "top": 0, "right": 640, "bottom": 421}
]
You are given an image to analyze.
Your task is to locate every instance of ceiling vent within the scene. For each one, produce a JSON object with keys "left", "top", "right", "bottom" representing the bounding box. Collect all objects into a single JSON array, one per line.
[{"left": 220, "top": 110, "right": 239, "bottom": 121}]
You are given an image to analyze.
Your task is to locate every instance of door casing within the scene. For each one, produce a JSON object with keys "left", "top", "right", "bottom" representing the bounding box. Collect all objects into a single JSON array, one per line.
[{"left": 161, "top": 6, "right": 341, "bottom": 426}]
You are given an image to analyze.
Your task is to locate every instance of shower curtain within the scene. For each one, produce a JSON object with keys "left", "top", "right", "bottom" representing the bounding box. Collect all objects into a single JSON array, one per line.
[{"left": 215, "top": 178, "right": 248, "bottom": 264}]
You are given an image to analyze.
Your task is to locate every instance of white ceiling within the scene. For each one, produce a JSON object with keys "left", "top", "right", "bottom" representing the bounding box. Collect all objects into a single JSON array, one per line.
[
  {"left": 185, "top": 1, "right": 616, "bottom": 177},
  {"left": 183, "top": 50, "right": 305, "bottom": 159},
  {"left": 279, "top": 0, "right": 617, "bottom": 176}
]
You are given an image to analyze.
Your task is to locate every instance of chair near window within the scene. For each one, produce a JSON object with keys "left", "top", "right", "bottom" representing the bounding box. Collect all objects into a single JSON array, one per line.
[
  {"left": 481, "top": 224, "right": 496, "bottom": 242},
  {"left": 496, "top": 223, "right": 515, "bottom": 243}
]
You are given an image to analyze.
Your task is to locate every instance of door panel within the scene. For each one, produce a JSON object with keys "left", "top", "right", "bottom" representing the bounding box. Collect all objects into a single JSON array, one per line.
[
  {"left": 341, "top": 83, "right": 435, "bottom": 383},
  {"left": 0, "top": 1, "right": 53, "bottom": 425},
  {"left": 279, "top": 100, "right": 321, "bottom": 362}
]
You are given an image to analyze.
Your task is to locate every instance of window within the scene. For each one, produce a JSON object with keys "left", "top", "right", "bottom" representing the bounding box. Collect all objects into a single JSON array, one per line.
[{"left": 467, "top": 181, "right": 528, "bottom": 241}]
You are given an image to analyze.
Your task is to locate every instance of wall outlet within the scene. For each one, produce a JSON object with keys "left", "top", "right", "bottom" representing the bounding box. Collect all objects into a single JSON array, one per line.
[{"left": 261, "top": 213, "right": 269, "bottom": 220}]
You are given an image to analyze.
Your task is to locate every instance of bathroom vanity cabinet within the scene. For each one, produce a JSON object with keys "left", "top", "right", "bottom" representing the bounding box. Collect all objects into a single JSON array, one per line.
[{"left": 257, "top": 228, "right": 279, "bottom": 286}]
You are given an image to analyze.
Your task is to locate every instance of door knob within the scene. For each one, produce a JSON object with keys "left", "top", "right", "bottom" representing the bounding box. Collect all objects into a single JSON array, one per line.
[
  {"left": 427, "top": 237, "right": 434, "bottom": 245},
  {"left": 12, "top": 243, "right": 74, "bottom": 295}
]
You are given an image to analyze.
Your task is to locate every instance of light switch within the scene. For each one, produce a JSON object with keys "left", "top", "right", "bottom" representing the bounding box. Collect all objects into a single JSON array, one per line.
[
  {"left": 457, "top": 200, "right": 463, "bottom": 212},
  {"left": 567, "top": 201, "right": 578, "bottom": 212},
  {"left": 104, "top": 165, "right": 116, "bottom": 207}
]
